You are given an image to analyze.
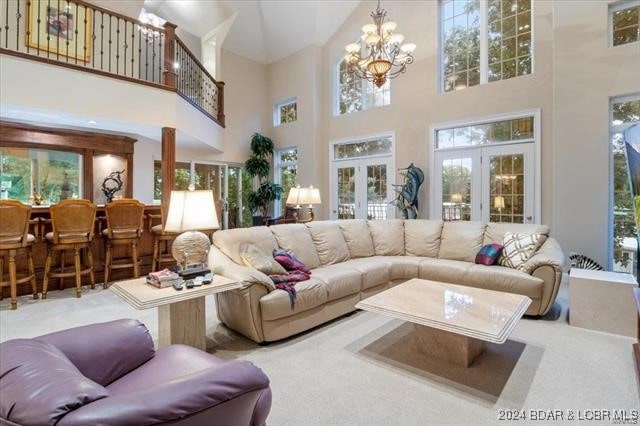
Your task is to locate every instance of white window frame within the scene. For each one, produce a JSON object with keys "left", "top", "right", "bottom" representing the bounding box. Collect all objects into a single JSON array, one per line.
[
  {"left": 333, "top": 57, "right": 391, "bottom": 116},
  {"left": 274, "top": 146, "right": 299, "bottom": 216},
  {"left": 609, "top": 0, "right": 640, "bottom": 47},
  {"left": 273, "top": 97, "right": 298, "bottom": 127},
  {"left": 429, "top": 109, "right": 541, "bottom": 222},
  {"left": 438, "top": 0, "right": 535, "bottom": 93},
  {"left": 608, "top": 93, "right": 640, "bottom": 271}
]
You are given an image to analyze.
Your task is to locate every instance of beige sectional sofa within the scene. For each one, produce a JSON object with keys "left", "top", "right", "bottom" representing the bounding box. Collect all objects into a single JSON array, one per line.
[{"left": 208, "top": 219, "right": 565, "bottom": 343}]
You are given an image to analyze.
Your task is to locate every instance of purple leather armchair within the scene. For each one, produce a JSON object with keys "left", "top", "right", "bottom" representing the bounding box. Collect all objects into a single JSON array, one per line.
[{"left": 0, "top": 319, "right": 272, "bottom": 426}]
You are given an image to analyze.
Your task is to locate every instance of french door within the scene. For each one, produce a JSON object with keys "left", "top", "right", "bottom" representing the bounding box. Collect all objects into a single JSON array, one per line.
[
  {"left": 331, "top": 157, "right": 394, "bottom": 220},
  {"left": 433, "top": 143, "right": 536, "bottom": 223}
]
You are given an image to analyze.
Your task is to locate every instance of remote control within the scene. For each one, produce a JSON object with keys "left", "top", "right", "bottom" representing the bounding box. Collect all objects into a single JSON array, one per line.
[
  {"left": 193, "top": 277, "right": 203, "bottom": 287},
  {"left": 185, "top": 279, "right": 194, "bottom": 289},
  {"left": 173, "top": 281, "right": 184, "bottom": 291},
  {"left": 203, "top": 273, "right": 213, "bottom": 284}
]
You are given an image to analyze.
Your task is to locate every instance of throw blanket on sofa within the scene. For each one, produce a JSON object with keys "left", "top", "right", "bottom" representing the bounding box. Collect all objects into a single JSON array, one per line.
[{"left": 271, "top": 249, "right": 311, "bottom": 308}]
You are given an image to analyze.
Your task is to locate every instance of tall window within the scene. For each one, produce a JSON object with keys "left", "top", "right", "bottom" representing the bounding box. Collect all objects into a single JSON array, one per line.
[
  {"left": 274, "top": 98, "right": 298, "bottom": 126},
  {"left": 0, "top": 148, "right": 82, "bottom": 203},
  {"left": 440, "top": 0, "right": 532, "bottom": 92},
  {"left": 610, "top": 1, "right": 640, "bottom": 46},
  {"left": 337, "top": 56, "right": 390, "bottom": 115},
  {"left": 611, "top": 95, "right": 640, "bottom": 275},
  {"left": 274, "top": 147, "right": 298, "bottom": 215}
]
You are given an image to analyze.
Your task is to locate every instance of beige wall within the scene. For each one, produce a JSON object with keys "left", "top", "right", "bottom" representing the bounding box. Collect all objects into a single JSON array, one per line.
[{"left": 264, "top": 0, "right": 640, "bottom": 266}]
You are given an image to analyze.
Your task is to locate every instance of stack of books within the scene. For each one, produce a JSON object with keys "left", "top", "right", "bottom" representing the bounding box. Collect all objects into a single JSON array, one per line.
[{"left": 146, "top": 269, "right": 182, "bottom": 289}]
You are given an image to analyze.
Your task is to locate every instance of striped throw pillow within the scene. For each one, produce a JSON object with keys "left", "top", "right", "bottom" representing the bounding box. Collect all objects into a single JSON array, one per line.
[{"left": 499, "top": 232, "right": 544, "bottom": 270}]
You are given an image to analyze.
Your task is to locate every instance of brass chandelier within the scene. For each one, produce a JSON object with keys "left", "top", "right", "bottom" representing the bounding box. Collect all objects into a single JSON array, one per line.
[{"left": 344, "top": 0, "right": 416, "bottom": 88}]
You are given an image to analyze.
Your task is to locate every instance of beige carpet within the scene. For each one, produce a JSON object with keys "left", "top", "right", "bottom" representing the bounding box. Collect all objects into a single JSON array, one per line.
[{"left": 1, "top": 276, "right": 638, "bottom": 426}]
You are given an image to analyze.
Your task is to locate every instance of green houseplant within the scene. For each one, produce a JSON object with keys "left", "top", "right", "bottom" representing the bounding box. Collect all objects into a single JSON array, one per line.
[{"left": 245, "top": 133, "right": 283, "bottom": 224}]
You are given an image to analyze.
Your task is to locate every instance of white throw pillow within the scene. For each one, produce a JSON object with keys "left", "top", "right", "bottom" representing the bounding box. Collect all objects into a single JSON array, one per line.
[{"left": 499, "top": 232, "right": 544, "bottom": 270}]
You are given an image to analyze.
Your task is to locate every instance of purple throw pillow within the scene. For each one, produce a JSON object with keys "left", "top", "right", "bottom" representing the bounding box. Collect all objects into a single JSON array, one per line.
[{"left": 475, "top": 243, "right": 504, "bottom": 266}]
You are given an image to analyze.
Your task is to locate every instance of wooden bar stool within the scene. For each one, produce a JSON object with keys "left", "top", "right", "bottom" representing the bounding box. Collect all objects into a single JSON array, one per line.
[
  {"left": 0, "top": 200, "right": 38, "bottom": 310},
  {"left": 148, "top": 212, "right": 179, "bottom": 272},
  {"left": 42, "top": 199, "right": 97, "bottom": 299},
  {"left": 103, "top": 199, "right": 145, "bottom": 288}
]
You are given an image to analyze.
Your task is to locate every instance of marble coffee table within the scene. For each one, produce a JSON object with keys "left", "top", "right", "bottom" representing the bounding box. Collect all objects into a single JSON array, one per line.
[{"left": 356, "top": 278, "right": 531, "bottom": 367}]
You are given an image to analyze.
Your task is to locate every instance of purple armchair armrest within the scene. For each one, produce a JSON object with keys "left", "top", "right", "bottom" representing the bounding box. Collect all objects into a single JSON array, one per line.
[
  {"left": 36, "top": 319, "right": 155, "bottom": 386},
  {"left": 57, "top": 360, "right": 272, "bottom": 426}
]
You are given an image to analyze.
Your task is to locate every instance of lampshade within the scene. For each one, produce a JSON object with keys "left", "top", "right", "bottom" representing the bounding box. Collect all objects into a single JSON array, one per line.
[
  {"left": 164, "top": 190, "right": 219, "bottom": 232},
  {"left": 345, "top": 42, "right": 360, "bottom": 53},
  {"left": 400, "top": 43, "right": 416, "bottom": 53},
  {"left": 367, "top": 59, "right": 392, "bottom": 75},
  {"left": 387, "top": 33, "right": 405, "bottom": 45},
  {"left": 381, "top": 21, "right": 397, "bottom": 33},
  {"left": 494, "top": 196, "right": 505, "bottom": 209},
  {"left": 298, "top": 186, "right": 321, "bottom": 206},
  {"left": 286, "top": 186, "right": 301, "bottom": 205}
]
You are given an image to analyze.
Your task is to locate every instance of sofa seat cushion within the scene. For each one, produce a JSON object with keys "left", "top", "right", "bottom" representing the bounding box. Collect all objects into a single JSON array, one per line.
[
  {"left": 107, "top": 345, "right": 227, "bottom": 395},
  {"left": 438, "top": 221, "right": 486, "bottom": 262},
  {"left": 260, "top": 278, "right": 328, "bottom": 320},
  {"left": 341, "top": 258, "right": 390, "bottom": 290},
  {"left": 465, "top": 264, "right": 544, "bottom": 299},
  {"left": 270, "top": 224, "right": 321, "bottom": 270},
  {"left": 306, "top": 221, "right": 350, "bottom": 265},
  {"left": 311, "top": 265, "right": 362, "bottom": 301},
  {"left": 419, "top": 258, "right": 473, "bottom": 283},
  {"left": 212, "top": 227, "right": 278, "bottom": 265},
  {"left": 368, "top": 219, "right": 405, "bottom": 255},
  {"left": 376, "top": 256, "right": 423, "bottom": 280},
  {"left": 404, "top": 220, "right": 443, "bottom": 257},
  {"left": 337, "top": 219, "right": 375, "bottom": 258},
  {"left": 0, "top": 339, "right": 111, "bottom": 425}
]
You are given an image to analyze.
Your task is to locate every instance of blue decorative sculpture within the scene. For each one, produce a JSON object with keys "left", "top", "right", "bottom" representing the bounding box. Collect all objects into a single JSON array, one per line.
[{"left": 392, "top": 163, "right": 424, "bottom": 219}]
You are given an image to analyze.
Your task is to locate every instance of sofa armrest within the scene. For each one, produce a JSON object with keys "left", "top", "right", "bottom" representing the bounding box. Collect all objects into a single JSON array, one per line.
[
  {"left": 522, "top": 237, "right": 565, "bottom": 315},
  {"left": 36, "top": 319, "right": 155, "bottom": 386},
  {"left": 57, "top": 361, "right": 271, "bottom": 426},
  {"left": 209, "top": 245, "right": 275, "bottom": 291}
]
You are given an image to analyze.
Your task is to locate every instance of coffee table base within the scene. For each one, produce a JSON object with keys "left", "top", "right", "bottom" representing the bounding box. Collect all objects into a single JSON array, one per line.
[
  {"left": 158, "top": 296, "right": 206, "bottom": 351},
  {"left": 414, "top": 324, "right": 485, "bottom": 367}
]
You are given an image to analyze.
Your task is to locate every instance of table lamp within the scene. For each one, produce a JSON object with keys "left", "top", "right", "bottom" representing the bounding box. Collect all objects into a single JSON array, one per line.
[
  {"left": 164, "top": 189, "right": 219, "bottom": 276},
  {"left": 297, "top": 186, "right": 322, "bottom": 221},
  {"left": 494, "top": 195, "right": 505, "bottom": 213}
]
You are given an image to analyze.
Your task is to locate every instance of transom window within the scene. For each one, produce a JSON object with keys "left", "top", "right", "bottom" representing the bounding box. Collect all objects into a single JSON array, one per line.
[
  {"left": 274, "top": 98, "right": 298, "bottom": 126},
  {"left": 333, "top": 136, "right": 393, "bottom": 160},
  {"left": 610, "top": 95, "right": 640, "bottom": 275},
  {"left": 436, "top": 116, "right": 534, "bottom": 148},
  {"left": 275, "top": 147, "right": 298, "bottom": 215},
  {"left": 440, "top": 0, "right": 532, "bottom": 92},
  {"left": 610, "top": 1, "right": 640, "bottom": 47},
  {"left": 336, "top": 55, "right": 390, "bottom": 115}
]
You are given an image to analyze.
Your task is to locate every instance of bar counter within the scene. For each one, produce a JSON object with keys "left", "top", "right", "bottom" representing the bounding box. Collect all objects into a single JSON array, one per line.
[{"left": 4, "top": 204, "right": 163, "bottom": 298}]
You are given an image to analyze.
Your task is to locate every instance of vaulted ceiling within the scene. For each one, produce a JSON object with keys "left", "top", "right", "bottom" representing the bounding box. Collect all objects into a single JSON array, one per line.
[{"left": 138, "top": 0, "right": 361, "bottom": 64}]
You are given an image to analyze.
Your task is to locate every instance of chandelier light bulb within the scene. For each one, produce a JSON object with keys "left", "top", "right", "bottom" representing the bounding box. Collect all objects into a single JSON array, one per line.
[
  {"left": 400, "top": 43, "right": 416, "bottom": 53},
  {"left": 388, "top": 33, "right": 405, "bottom": 45},
  {"left": 365, "top": 34, "right": 381, "bottom": 45},
  {"left": 381, "top": 21, "right": 397, "bottom": 34},
  {"left": 345, "top": 43, "right": 361, "bottom": 53},
  {"left": 361, "top": 24, "right": 377, "bottom": 35}
]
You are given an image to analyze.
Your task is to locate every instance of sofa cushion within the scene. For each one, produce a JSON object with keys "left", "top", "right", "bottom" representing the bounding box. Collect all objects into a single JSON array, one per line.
[
  {"left": 419, "top": 258, "right": 473, "bottom": 283},
  {"left": 311, "top": 265, "right": 362, "bottom": 301},
  {"left": 499, "top": 232, "right": 545, "bottom": 270},
  {"left": 341, "top": 258, "right": 390, "bottom": 289},
  {"left": 306, "top": 221, "right": 350, "bottom": 266},
  {"left": 240, "top": 244, "right": 287, "bottom": 275},
  {"left": 0, "top": 339, "right": 111, "bottom": 425},
  {"left": 270, "top": 224, "right": 321, "bottom": 270},
  {"left": 475, "top": 243, "right": 504, "bottom": 266},
  {"left": 483, "top": 222, "right": 550, "bottom": 245},
  {"left": 465, "top": 264, "right": 544, "bottom": 299},
  {"left": 212, "top": 227, "right": 278, "bottom": 265},
  {"left": 260, "top": 278, "right": 328, "bottom": 320},
  {"left": 376, "top": 256, "right": 423, "bottom": 280},
  {"left": 404, "top": 219, "right": 443, "bottom": 257},
  {"left": 368, "top": 219, "right": 405, "bottom": 255},
  {"left": 438, "top": 221, "right": 486, "bottom": 262},
  {"left": 337, "top": 219, "right": 375, "bottom": 258}
]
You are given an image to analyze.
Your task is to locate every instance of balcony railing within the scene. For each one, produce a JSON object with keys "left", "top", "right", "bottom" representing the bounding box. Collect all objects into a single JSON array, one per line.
[{"left": 0, "top": 0, "right": 224, "bottom": 127}]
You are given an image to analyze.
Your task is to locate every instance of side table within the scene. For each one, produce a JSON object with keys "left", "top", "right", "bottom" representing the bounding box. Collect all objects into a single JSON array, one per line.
[
  {"left": 569, "top": 268, "right": 638, "bottom": 337},
  {"left": 110, "top": 275, "right": 240, "bottom": 350}
]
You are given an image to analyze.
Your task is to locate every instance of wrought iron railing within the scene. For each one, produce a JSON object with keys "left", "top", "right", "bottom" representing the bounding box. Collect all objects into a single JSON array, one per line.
[{"left": 0, "top": 0, "right": 224, "bottom": 127}]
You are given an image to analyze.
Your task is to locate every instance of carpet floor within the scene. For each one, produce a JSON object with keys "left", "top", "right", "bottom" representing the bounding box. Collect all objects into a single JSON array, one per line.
[{"left": 1, "top": 276, "right": 638, "bottom": 426}]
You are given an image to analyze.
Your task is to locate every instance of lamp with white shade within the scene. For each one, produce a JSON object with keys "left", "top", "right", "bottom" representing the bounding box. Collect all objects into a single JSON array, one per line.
[
  {"left": 164, "top": 189, "right": 219, "bottom": 276},
  {"left": 286, "top": 185, "right": 322, "bottom": 222}
]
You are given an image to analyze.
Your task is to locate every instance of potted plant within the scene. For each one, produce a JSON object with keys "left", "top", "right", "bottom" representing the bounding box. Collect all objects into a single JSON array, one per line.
[{"left": 244, "top": 133, "right": 283, "bottom": 225}]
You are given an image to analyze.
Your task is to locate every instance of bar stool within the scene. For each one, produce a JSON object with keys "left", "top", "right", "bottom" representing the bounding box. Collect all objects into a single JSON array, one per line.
[
  {"left": 42, "top": 199, "right": 97, "bottom": 299},
  {"left": 148, "top": 212, "right": 179, "bottom": 272},
  {"left": 0, "top": 200, "right": 38, "bottom": 310},
  {"left": 103, "top": 199, "right": 145, "bottom": 288}
]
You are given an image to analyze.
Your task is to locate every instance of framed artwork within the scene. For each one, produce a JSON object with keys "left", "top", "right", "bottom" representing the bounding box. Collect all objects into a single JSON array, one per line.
[{"left": 26, "top": 1, "right": 93, "bottom": 62}]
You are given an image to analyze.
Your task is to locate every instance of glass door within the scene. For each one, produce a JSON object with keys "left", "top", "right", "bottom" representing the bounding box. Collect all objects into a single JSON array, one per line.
[
  {"left": 482, "top": 144, "right": 535, "bottom": 223},
  {"left": 331, "top": 157, "right": 394, "bottom": 220},
  {"left": 433, "top": 149, "right": 481, "bottom": 220}
]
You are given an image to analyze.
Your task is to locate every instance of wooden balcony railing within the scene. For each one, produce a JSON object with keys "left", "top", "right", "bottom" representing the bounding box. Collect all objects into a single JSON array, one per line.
[{"left": 0, "top": 0, "right": 224, "bottom": 127}]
